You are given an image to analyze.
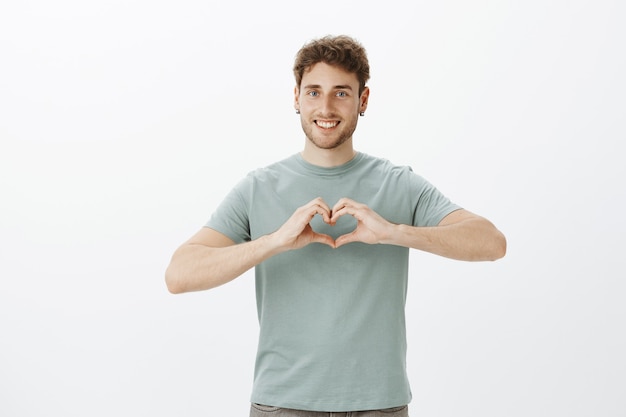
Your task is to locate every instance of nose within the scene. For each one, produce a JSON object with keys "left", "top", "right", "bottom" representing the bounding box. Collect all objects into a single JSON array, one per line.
[{"left": 319, "top": 94, "right": 335, "bottom": 116}]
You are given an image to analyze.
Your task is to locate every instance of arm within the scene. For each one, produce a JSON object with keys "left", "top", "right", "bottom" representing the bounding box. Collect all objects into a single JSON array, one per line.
[
  {"left": 332, "top": 198, "right": 506, "bottom": 261},
  {"left": 165, "top": 228, "right": 277, "bottom": 294},
  {"left": 391, "top": 208, "right": 507, "bottom": 261},
  {"left": 165, "top": 197, "right": 336, "bottom": 294}
]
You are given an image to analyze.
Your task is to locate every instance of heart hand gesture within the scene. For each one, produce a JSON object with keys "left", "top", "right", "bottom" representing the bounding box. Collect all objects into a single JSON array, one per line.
[
  {"left": 272, "top": 197, "right": 393, "bottom": 251},
  {"left": 272, "top": 197, "right": 336, "bottom": 250},
  {"left": 330, "top": 197, "right": 393, "bottom": 248}
]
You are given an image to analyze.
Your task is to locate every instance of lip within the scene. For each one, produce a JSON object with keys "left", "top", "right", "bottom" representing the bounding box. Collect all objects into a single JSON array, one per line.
[{"left": 315, "top": 120, "right": 340, "bottom": 129}]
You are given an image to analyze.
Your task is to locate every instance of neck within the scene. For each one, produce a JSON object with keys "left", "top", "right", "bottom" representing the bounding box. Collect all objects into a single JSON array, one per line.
[{"left": 301, "top": 138, "right": 356, "bottom": 167}]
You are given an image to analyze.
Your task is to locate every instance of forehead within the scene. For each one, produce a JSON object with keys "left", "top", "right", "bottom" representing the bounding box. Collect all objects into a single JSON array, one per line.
[{"left": 301, "top": 62, "right": 359, "bottom": 88}]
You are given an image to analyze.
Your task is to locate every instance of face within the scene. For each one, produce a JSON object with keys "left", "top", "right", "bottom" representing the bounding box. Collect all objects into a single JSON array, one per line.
[{"left": 294, "top": 62, "right": 369, "bottom": 150}]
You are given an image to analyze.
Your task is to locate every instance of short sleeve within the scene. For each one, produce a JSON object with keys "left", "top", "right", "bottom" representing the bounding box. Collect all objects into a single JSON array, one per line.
[
  {"left": 205, "top": 176, "right": 252, "bottom": 244},
  {"left": 409, "top": 171, "right": 462, "bottom": 227}
]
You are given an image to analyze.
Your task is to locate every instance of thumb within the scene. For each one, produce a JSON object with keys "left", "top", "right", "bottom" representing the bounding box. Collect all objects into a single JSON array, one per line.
[
  {"left": 334, "top": 231, "right": 358, "bottom": 248},
  {"left": 311, "top": 232, "right": 336, "bottom": 248}
]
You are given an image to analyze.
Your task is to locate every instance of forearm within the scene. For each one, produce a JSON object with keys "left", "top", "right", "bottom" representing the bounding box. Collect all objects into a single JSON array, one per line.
[
  {"left": 165, "top": 198, "right": 339, "bottom": 294},
  {"left": 165, "top": 234, "right": 281, "bottom": 293},
  {"left": 385, "top": 217, "right": 506, "bottom": 261}
]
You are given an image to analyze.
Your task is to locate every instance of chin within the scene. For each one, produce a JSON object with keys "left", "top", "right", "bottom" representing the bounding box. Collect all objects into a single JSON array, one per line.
[{"left": 309, "top": 136, "right": 349, "bottom": 150}]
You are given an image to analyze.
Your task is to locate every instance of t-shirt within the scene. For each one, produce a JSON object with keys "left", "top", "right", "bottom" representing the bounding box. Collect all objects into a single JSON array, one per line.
[{"left": 206, "top": 152, "right": 460, "bottom": 411}]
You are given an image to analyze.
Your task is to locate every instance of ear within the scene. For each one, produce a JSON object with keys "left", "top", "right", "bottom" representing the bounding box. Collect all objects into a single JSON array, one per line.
[
  {"left": 293, "top": 86, "right": 300, "bottom": 112},
  {"left": 359, "top": 86, "right": 370, "bottom": 113}
]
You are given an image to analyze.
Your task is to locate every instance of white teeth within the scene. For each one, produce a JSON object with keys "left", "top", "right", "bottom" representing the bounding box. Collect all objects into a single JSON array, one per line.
[{"left": 316, "top": 121, "right": 338, "bottom": 129}]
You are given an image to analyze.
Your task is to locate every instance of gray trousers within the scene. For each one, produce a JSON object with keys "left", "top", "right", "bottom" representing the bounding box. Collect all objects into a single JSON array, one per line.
[{"left": 250, "top": 404, "right": 409, "bottom": 417}]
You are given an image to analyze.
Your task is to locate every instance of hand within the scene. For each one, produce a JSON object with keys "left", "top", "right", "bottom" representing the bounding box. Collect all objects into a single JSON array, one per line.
[
  {"left": 331, "top": 198, "right": 394, "bottom": 248},
  {"left": 272, "top": 197, "right": 336, "bottom": 250}
]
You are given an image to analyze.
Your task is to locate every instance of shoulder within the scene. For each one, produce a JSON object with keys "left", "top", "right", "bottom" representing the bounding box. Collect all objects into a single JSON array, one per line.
[
  {"left": 356, "top": 153, "right": 442, "bottom": 198},
  {"left": 239, "top": 154, "right": 299, "bottom": 184},
  {"left": 357, "top": 152, "right": 419, "bottom": 179}
]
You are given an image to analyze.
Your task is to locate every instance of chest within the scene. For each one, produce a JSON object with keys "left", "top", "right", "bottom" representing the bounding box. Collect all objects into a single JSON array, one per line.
[{"left": 247, "top": 174, "right": 413, "bottom": 240}]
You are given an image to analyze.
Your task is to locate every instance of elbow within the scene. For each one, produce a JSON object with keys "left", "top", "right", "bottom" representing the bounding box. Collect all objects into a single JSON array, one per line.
[
  {"left": 165, "top": 262, "right": 220, "bottom": 294},
  {"left": 166, "top": 282, "right": 183, "bottom": 295},
  {"left": 489, "top": 231, "right": 507, "bottom": 261},
  {"left": 165, "top": 266, "right": 185, "bottom": 294},
  {"left": 469, "top": 228, "right": 506, "bottom": 262}
]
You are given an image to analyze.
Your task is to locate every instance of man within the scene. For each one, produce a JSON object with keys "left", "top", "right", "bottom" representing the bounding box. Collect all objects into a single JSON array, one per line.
[{"left": 165, "top": 35, "right": 506, "bottom": 417}]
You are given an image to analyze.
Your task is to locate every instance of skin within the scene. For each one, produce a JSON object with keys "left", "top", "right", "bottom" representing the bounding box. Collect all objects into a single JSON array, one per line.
[
  {"left": 165, "top": 62, "right": 506, "bottom": 294},
  {"left": 295, "top": 62, "right": 369, "bottom": 167}
]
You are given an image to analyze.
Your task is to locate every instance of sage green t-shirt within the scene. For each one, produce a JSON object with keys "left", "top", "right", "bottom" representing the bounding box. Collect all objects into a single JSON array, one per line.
[{"left": 206, "top": 152, "right": 460, "bottom": 411}]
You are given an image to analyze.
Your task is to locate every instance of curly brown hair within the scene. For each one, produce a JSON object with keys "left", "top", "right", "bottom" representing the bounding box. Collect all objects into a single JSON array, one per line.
[{"left": 293, "top": 35, "right": 370, "bottom": 95}]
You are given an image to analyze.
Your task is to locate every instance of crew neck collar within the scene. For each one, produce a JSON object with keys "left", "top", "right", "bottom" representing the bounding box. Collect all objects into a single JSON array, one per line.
[{"left": 294, "top": 152, "right": 364, "bottom": 176}]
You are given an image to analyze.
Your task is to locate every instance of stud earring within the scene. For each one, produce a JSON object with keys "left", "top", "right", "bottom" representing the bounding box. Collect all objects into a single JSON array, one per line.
[
  {"left": 359, "top": 112, "right": 365, "bottom": 116},
  {"left": 296, "top": 109, "right": 300, "bottom": 114}
]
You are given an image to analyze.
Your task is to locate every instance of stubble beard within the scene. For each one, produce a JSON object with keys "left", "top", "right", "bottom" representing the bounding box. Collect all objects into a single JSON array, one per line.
[{"left": 301, "top": 113, "right": 359, "bottom": 150}]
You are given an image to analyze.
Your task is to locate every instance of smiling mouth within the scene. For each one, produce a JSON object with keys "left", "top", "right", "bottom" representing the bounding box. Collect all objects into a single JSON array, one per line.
[{"left": 315, "top": 120, "right": 339, "bottom": 129}]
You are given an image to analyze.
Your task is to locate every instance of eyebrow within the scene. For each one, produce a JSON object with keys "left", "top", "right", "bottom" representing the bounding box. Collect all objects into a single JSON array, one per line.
[{"left": 303, "top": 84, "right": 354, "bottom": 90}]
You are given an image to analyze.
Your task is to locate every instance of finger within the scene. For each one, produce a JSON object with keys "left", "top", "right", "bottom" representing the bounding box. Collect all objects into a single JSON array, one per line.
[
  {"left": 297, "top": 203, "right": 329, "bottom": 223},
  {"left": 311, "top": 232, "right": 336, "bottom": 248},
  {"left": 319, "top": 197, "right": 331, "bottom": 208},
  {"left": 312, "top": 205, "right": 332, "bottom": 224},
  {"left": 334, "top": 231, "right": 358, "bottom": 248},
  {"left": 310, "top": 197, "right": 331, "bottom": 212},
  {"left": 330, "top": 204, "right": 358, "bottom": 223},
  {"left": 307, "top": 198, "right": 332, "bottom": 223},
  {"left": 331, "top": 197, "right": 356, "bottom": 213}
]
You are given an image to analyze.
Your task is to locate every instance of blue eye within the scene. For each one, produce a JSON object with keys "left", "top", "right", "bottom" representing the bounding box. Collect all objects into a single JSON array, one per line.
[
  {"left": 336, "top": 91, "right": 347, "bottom": 97},
  {"left": 308, "top": 91, "right": 319, "bottom": 97}
]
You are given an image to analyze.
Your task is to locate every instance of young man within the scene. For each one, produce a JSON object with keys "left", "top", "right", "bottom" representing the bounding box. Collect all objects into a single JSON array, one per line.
[{"left": 165, "top": 35, "right": 506, "bottom": 417}]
